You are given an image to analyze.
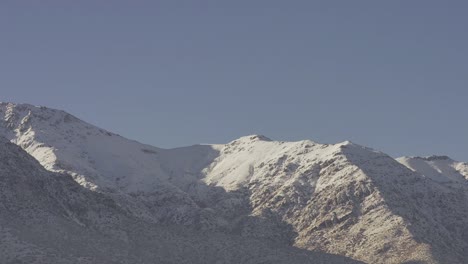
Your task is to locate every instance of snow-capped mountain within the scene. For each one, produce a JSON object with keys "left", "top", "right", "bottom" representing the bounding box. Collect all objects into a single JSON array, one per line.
[
  {"left": 1, "top": 102, "right": 468, "bottom": 264},
  {"left": 0, "top": 136, "right": 357, "bottom": 264}
]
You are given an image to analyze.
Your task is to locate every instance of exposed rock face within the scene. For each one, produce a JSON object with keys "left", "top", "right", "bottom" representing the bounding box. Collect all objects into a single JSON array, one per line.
[{"left": 1, "top": 102, "right": 468, "bottom": 263}]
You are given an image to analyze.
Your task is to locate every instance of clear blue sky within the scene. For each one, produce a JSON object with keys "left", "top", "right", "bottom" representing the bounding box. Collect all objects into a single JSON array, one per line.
[{"left": 1, "top": 1, "right": 467, "bottom": 160}]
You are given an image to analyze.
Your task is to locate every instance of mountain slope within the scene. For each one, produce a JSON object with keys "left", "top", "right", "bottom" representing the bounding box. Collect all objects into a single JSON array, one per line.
[
  {"left": 0, "top": 136, "right": 361, "bottom": 264},
  {"left": 200, "top": 136, "right": 468, "bottom": 263}
]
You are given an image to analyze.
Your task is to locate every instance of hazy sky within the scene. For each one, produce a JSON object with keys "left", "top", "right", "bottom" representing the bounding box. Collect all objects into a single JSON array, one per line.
[{"left": 1, "top": 1, "right": 467, "bottom": 160}]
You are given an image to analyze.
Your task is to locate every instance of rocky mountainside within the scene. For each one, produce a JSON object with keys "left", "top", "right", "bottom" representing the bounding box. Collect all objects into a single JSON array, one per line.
[
  {"left": 1, "top": 102, "right": 468, "bottom": 264},
  {"left": 0, "top": 134, "right": 358, "bottom": 264}
]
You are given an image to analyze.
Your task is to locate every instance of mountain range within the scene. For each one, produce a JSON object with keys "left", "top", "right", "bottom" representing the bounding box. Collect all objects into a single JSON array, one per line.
[{"left": 1, "top": 102, "right": 467, "bottom": 264}]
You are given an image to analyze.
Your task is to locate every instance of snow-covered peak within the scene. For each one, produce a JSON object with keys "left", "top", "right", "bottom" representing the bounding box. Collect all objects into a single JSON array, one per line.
[
  {"left": 397, "top": 155, "right": 468, "bottom": 183},
  {"left": 0, "top": 102, "right": 167, "bottom": 192},
  {"left": 229, "top": 134, "right": 273, "bottom": 143},
  {"left": 0, "top": 102, "right": 104, "bottom": 132},
  {"left": 412, "top": 155, "right": 453, "bottom": 161},
  {"left": 202, "top": 136, "right": 384, "bottom": 192}
]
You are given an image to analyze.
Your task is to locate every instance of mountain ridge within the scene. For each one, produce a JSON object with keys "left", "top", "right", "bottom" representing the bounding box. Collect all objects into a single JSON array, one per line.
[{"left": 1, "top": 102, "right": 468, "bottom": 263}]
